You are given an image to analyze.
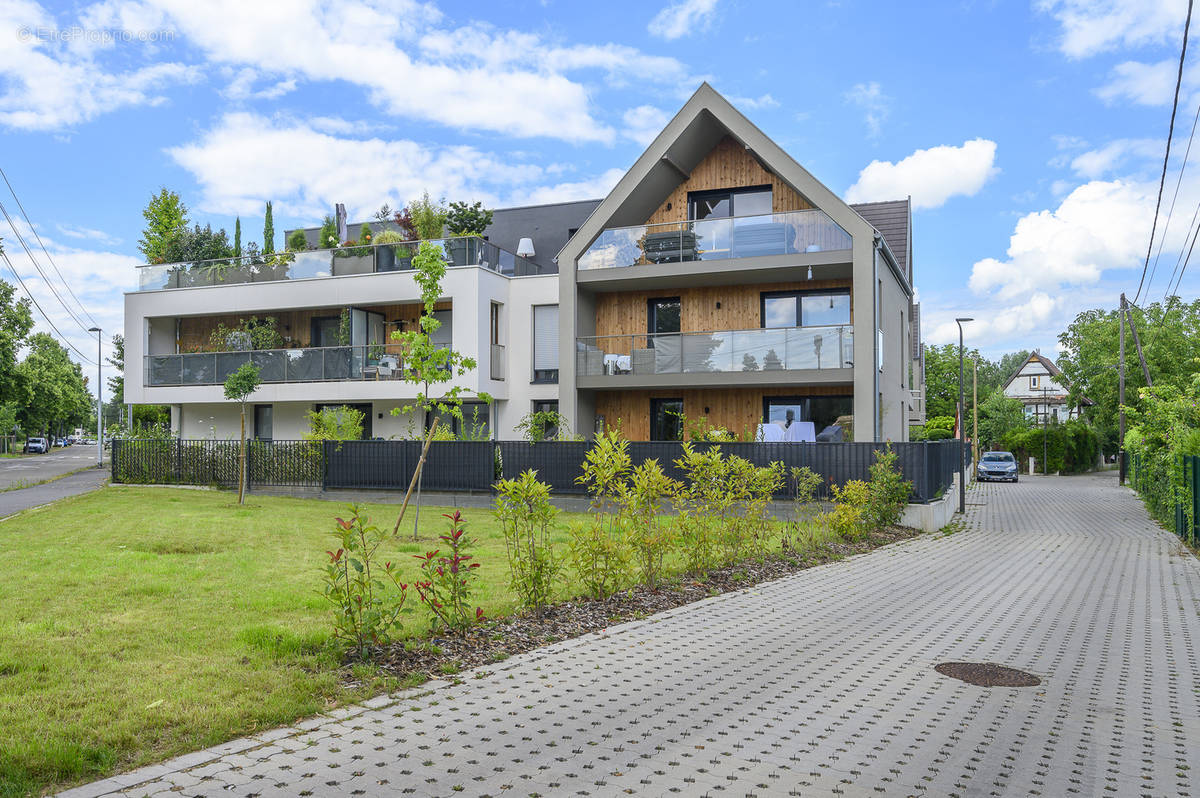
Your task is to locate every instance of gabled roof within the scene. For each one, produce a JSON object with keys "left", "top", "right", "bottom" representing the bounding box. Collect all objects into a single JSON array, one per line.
[
  {"left": 850, "top": 199, "right": 910, "bottom": 278},
  {"left": 557, "top": 82, "right": 881, "bottom": 272},
  {"left": 1001, "top": 351, "right": 1096, "bottom": 406}
]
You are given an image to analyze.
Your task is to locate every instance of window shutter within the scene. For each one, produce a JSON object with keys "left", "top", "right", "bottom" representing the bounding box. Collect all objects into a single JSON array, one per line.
[{"left": 533, "top": 305, "right": 559, "bottom": 371}]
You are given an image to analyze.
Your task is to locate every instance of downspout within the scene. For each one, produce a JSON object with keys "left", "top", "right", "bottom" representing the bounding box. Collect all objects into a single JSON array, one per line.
[{"left": 873, "top": 236, "right": 881, "bottom": 442}]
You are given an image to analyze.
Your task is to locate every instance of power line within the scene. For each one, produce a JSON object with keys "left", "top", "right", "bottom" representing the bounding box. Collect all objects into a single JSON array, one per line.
[
  {"left": 1170, "top": 211, "right": 1200, "bottom": 296},
  {"left": 0, "top": 165, "right": 99, "bottom": 328},
  {"left": 1152, "top": 98, "right": 1200, "bottom": 299},
  {"left": 0, "top": 199, "right": 97, "bottom": 336},
  {"left": 1135, "top": 0, "right": 1193, "bottom": 305},
  {"left": 0, "top": 248, "right": 97, "bottom": 365}
]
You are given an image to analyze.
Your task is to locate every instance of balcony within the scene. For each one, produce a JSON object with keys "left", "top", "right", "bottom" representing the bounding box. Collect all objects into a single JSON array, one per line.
[
  {"left": 576, "top": 325, "right": 853, "bottom": 380},
  {"left": 145, "top": 344, "right": 450, "bottom": 387},
  {"left": 490, "top": 344, "right": 505, "bottom": 381},
  {"left": 135, "top": 236, "right": 545, "bottom": 292},
  {"left": 577, "top": 209, "right": 851, "bottom": 271}
]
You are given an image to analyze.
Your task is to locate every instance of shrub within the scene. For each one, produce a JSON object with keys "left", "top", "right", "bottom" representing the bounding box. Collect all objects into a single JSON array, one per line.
[
  {"left": 286, "top": 229, "right": 309, "bottom": 251},
  {"left": 620, "top": 459, "right": 678, "bottom": 589},
  {"left": 495, "top": 470, "right": 561, "bottom": 615},
  {"left": 570, "top": 430, "right": 632, "bottom": 597},
  {"left": 412, "top": 510, "right": 485, "bottom": 635},
  {"left": 824, "top": 479, "right": 870, "bottom": 540},
  {"left": 782, "top": 466, "right": 824, "bottom": 553},
  {"left": 304, "top": 405, "right": 364, "bottom": 442},
  {"left": 672, "top": 442, "right": 732, "bottom": 573},
  {"left": 865, "top": 446, "right": 912, "bottom": 532},
  {"left": 445, "top": 201, "right": 494, "bottom": 236},
  {"left": 924, "top": 428, "right": 954, "bottom": 441},
  {"left": 321, "top": 506, "right": 409, "bottom": 660}
]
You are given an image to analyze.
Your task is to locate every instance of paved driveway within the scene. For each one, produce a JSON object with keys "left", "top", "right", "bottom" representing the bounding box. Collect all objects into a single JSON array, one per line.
[{"left": 61, "top": 472, "right": 1200, "bottom": 798}]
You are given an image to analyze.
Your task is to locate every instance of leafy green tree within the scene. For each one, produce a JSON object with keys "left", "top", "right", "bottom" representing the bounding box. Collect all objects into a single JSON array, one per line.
[
  {"left": 233, "top": 217, "right": 242, "bottom": 259},
  {"left": 0, "top": 277, "right": 33, "bottom": 407},
  {"left": 445, "top": 201, "right": 493, "bottom": 236},
  {"left": 262, "top": 201, "right": 275, "bottom": 256},
  {"left": 223, "top": 362, "right": 262, "bottom": 504},
  {"left": 162, "top": 224, "right": 234, "bottom": 264},
  {"left": 16, "top": 333, "right": 92, "bottom": 439},
  {"left": 138, "top": 188, "right": 189, "bottom": 264},
  {"left": 409, "top": 191, "right": 447, "bottom": 240},
  {"left": 1057, "top": 297, "right": 1200, "bottom": 454},
  {"left": 976, "top": 388, "right": 1027, "bottom": 450}
]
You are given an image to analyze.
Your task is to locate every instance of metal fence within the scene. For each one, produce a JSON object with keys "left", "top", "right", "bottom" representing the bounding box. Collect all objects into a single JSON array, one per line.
[
  {"left": 1129, "top": 452, "right": 1199, "bottom": 546},
  {"left": 114, "top": 437, "right": 960, "bottom": 503}
]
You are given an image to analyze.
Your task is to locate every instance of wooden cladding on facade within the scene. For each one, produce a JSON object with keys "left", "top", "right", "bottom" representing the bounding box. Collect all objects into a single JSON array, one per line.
[
  {"left": 593, "top": 279, "right": 851, "bottom": 340},
  {"left": 176, "top": 301, "right": 451, "bottom": 351},
  {"left": 595, "top": 385, "right": 851, "bottom": 442},
  {"left": 646, "top": 135, "right": 813, "bottom": 226}
]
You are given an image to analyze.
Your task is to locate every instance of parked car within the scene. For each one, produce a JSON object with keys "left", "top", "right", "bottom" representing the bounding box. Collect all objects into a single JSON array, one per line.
[
  {"left": 25, "top": 437, "right": 48, "bottom": 454},
  {"left": 977, "top": 451, "right": 1018, "bottom": 483}
]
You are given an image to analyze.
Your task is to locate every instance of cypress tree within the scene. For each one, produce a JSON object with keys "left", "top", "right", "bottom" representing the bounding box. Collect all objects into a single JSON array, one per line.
[
  {"left": 263, "top": 201, "right": 275, "bottom": 255},
  {"left": 233, "top": 216, "right": 242, "bottom": 259}
]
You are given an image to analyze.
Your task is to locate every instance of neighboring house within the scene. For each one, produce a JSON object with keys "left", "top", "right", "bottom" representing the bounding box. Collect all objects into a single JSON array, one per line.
[
  {"left": 1001, "top": 351, "right": 1091, "bottom": 423},
  {"left": 124, "top": 84, "right": 923, "bottom": 442}
]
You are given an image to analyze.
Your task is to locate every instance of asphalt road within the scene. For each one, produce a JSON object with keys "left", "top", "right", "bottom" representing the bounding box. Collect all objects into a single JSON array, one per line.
[{"left": 0, "top": 446, "right": 103, "bottom": 489}]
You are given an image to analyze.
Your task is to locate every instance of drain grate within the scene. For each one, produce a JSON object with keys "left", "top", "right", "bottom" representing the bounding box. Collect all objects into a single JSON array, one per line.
[{"left": 934, "top": 662, "right": 1041, "bottom": 687}]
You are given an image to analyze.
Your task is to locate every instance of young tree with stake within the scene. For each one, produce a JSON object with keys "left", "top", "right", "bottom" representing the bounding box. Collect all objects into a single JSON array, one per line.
[{"left": 224, "top": 362, "right": 262, "bottom": 504}]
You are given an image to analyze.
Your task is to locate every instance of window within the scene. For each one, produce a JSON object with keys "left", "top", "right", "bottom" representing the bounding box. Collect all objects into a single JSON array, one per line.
[
  {"left": 533, "top": 400, "right": 559, "bottom": 440},
  {"left": 760, "top": 290, "right": 850, "bottom": 328},
  {"left": 648, "top": 297, "right": 681, "bottom": 335},
  {"left": 688, "top": 186, "right": 773, "bottom": 220},
  {"left": 310, "top": 316, "right": 342, "bottom": 347},
  {"left": 490, "top": 303, "right": 501, "bottom": 346},
  {"left": 762, "top": 395, "right": 853, "bottom": 435},
  {"left": 532, "top": 305, "right": 559, "bottom": 383},
  {"left": 253, "top": 404, "right": 273, "bottom": 441},
  {"left": 650, "top": 398, "right": 684, "bottom": 441},
  {"left": 1030, "top": 375, "right": 1041, "bottom": 389}
]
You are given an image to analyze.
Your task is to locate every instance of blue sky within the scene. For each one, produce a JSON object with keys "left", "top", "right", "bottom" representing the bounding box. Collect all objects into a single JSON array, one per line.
[{"left": 0, "top": 0, "right": 1196, "bottom": 392}]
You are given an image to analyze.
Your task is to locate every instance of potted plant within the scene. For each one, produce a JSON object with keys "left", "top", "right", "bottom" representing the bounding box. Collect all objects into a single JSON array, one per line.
[{"left": 374, "top": 229, "right": 410, "bottom": 271}]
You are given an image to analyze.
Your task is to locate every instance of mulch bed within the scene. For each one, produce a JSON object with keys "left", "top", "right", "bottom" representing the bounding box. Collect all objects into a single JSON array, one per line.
[{"left": 358, "top": 525, "right": 922, "bottom": 685}]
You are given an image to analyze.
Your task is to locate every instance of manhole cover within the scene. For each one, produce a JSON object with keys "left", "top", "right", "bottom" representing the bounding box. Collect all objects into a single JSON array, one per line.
[{"left": 934, "top": 662, "right": 1041, "bottom": 687}]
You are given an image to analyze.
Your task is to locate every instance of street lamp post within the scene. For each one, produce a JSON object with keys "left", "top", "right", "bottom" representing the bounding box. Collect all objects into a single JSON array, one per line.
[
  {"left": 956, "top": 318, "right": 973, "bottom": 514},
  {"left": 87, "top": 326, "right": 102, "bottom": 467}
]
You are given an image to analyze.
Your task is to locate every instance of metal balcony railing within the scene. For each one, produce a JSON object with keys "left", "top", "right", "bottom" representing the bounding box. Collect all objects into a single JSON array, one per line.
[
  {"left": 577, "top": 209, "right": 852, "bottom": 271},
  {"left": 135, "top": 236, "right": 546, "bottom": 291},
  {"left": 575, "top": 325, "right": 853, "bottom": 377},
  {"left": 145, "top": 343, "right": 451, "bottom": 387}
]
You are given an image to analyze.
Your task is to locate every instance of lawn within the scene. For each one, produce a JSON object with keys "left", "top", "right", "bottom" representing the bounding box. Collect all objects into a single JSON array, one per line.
[{"left": 0, "top": 486, "right": 585, "bottom": 797}]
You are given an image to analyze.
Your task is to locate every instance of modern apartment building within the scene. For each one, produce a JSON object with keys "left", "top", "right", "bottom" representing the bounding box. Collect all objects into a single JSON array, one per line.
[{"left": 124, "top": 84, "right": 922, "bottom": 442}]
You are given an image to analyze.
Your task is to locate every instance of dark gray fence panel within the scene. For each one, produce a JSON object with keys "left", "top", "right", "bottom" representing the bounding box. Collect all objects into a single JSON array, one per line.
[{"left": 499, "top": 442, "right": 591, "bottom": 494}]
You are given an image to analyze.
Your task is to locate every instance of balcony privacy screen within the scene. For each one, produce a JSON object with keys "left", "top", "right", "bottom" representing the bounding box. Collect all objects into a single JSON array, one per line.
[{"left": 533, "top": 305, "right": 559, "bottom": 372}]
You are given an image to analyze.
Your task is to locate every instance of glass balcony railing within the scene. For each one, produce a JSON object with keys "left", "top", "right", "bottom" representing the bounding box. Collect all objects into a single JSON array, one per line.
[
  {"left": 135, "top": 236, "right": 545, "bottom": 291},
  {"left": 575, "top": 326, "right": 853, "bottom": 377},
  {"left": 577, "top": 209, "right": 852, "bottom": 271},
  {"left": 145, "top": 344, "right": 451, "bottom": 387}
]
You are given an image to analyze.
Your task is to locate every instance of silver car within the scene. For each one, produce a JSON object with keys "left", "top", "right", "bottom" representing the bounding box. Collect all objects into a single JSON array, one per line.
[{"left": 977, "top": 451, "right": 1018, "bottom": 483}]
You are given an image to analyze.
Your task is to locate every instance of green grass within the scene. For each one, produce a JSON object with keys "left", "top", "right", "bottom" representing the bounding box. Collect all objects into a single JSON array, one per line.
[{"left": 0, "top": 487, "right": 583, "bottom": 797}]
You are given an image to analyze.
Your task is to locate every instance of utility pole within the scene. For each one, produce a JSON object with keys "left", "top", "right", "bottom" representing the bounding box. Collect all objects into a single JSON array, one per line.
[
  {"left": 955, "top": 317, "right": 973, "bottom": 514},
  {"left": 1118, "top": 296, "right": 1126, "bottom": 484},
  {"left": 1042, "top": 385, "right": 1049, "bottom": 475},
  {"left": 1123, "top": 299, "right": 1153, "bottom": 387}
]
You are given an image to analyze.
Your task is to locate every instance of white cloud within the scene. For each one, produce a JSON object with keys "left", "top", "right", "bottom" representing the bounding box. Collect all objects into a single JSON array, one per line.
[
  {"left": 843, "top": 81, "right": 890, "bottom": 139},
  {"left": 511, "top": 168, "right": 623, "bottom": 206},
  {"left": 1038, "top": 0, "right": 1188, "bottom": 59},
  {"left": 622, "top": 105, "right": 671, "bottom": 146},
  {"left": 1068, "top": 138, "right": 1161, "bottom": 178},
  {"left": 166, "top": 112, "right": 619, "bottom": 220},
  {"left": 221, "top": 67, "right": 296, "bottom": 101},
  {"left": 0, "top": 0, "right": 199, "bottom": 130},
  {"left": 967, "top": 179, "right": 1155, "bottom": 301},
  {"left": 729, "top": 93, "right": 780, "bottom": 111},
  {"left": 845, "top": 139, "right": 999, "bottom": 210},
  {"left": 1093, "top": 58, "right": 1200, "bottom": 106},
  {"left": 647, "top": 0, "right": 720, "bottom": 41},
  {"left": 56, "top": 224, "right": 122, "bottom": 246}
]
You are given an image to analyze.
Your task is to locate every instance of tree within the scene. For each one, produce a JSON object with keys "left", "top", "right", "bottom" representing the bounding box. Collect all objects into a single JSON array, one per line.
[
  {"left": 0, "top": 277, "right": 33, "bottom": 407},
  {"left": 446, "top": 201, "right": 493, "bottom": 236},
  {"left": 263, "top": 201, "right": 275, "bottom": 256},
  {"left": 1057, "top": 297, "right": 1200, "bottom": 454},
  {"left": 16, "top": 333, "right": 92, "bottom": 439},
  {"left": 286, "top": 229, "right": 309, "bottom": 251},
  {"left": 138, "top": 188, "right": 189, "bottom": 264},
  {"left": 162, "top": 223, "right": 234, "bottom": 265},
  {"left": 409, "top": 191, "right": 447, "bottom": 240},
  {"left": 390, "top": 240, "right": 490, "bottom": 537},
  {"left": 223, "top": 362, "right": 262, "bottom": 504},
  {"left": 233, "top": 217, "right": 242, "bottom": 259},
  {"left": 976, "top": 388, "right": 1027, "bottom": 450},
  {"left": 318, "top": 215, "right": 338, "bottom": 250}
]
